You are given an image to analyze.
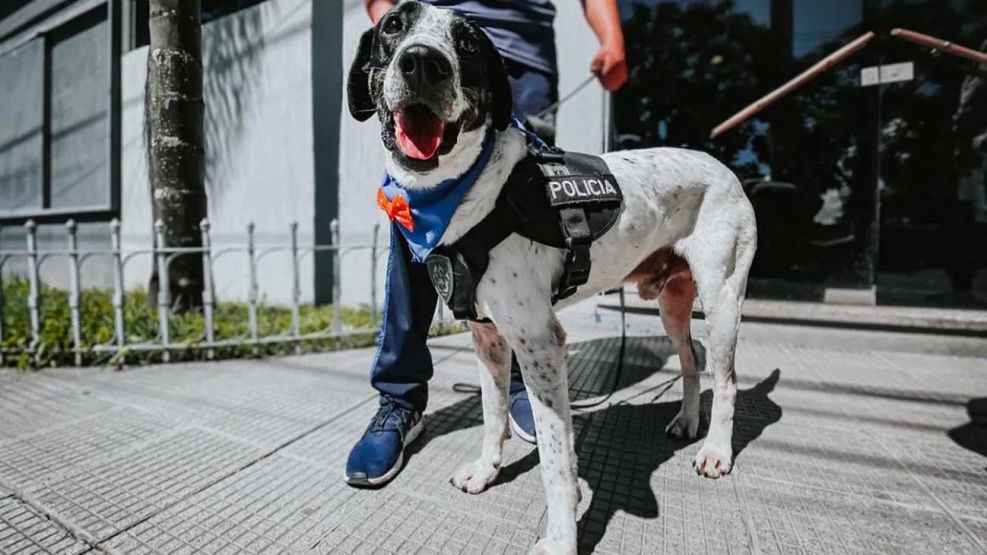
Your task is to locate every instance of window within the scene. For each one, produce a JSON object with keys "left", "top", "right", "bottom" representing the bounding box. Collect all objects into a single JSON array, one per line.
[
  {"left": 0, "top": 39, "right": 43, "bottom": 213},
  {"left": 0, "top": 7, "right": 111, "bottom": 220}
]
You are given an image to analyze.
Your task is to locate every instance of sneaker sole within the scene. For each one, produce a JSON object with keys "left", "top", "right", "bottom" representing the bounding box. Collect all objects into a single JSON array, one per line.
[
  {"left": 343, "top": 418, "right": 425, "bottom": 488},
  {"left": 509, "top": 413, "right": 537, "bottom": 445}
]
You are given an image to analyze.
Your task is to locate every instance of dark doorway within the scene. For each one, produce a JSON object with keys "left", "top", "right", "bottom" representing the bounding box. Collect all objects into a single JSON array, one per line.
[
  {"left": 616, "top": 0, "right": 987, "bottom": 309},
  {"left": 873, "top": 0, "right": 987, "bottom": 309},
  {"left": 616, "top": 0, "right": 879, "bottom": 302}
]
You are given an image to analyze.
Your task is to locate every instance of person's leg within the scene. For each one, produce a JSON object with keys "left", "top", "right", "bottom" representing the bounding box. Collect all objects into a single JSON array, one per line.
[
  {"left": 369, "top": 224, "right": 438, "bottom": 411},
  {"left": 346, "top": 224, "right": 438, "bottom": 486},
  {"left": 507, "top": 351, "right": 536, "bottom": 443},
  {"left": 506, "top": 59, "right": 559, "bottom": 145}
]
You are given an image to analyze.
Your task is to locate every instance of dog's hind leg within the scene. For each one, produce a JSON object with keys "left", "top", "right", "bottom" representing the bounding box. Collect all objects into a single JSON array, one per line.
[
  {"left": 451, "top": 321, "right": 511, "bottom": 493},
  {"left": 687, "top": 224, "right": 756, "bottom": 478},
  {"left": 660, "top": 273, "right": 701, "bottom": 440}
]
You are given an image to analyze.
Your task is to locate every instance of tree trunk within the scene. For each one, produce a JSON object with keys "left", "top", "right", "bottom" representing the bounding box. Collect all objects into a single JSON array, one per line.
[{"left": 147, "top": 0, "right": 205, "bottom": 311}]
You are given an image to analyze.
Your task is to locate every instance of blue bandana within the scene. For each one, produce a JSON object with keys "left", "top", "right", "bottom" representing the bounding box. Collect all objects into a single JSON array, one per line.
[{"left": 378, "top": 130, "right": 497, "bottom": 261}]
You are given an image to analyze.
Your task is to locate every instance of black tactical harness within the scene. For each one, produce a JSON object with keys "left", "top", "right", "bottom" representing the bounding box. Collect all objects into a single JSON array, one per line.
[{"left": 424, "top": 142, "right": 623, "bottom": 321}]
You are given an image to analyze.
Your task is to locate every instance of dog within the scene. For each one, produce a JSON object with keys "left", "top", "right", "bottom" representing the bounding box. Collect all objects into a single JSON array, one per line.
[{"left": 347, "top": 2, "right": 757, "bottom": 552}]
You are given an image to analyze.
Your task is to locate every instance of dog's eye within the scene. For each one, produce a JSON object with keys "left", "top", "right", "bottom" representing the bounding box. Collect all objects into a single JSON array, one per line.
[
  {"left": 458, "top": 36, "right": 479, "bottom": 55},
  {"left": 382, "top": 15, "right": 403, "bottom": 35}
]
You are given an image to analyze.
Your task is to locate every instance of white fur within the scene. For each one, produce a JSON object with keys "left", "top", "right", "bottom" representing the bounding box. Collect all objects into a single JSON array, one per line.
[
  {"left": 395, "top": 125, "right": 757, "bottom": 554},
  {"left": 376, "top": 5, "right": 757, "bottom": 553}
]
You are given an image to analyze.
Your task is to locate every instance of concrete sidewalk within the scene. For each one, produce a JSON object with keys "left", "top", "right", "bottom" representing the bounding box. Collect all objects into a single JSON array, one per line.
[{"left": 1, "top": 301, "right": 986, "bottom": 554}]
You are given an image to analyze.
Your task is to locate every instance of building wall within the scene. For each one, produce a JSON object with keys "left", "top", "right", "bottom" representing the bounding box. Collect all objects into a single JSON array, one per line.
[
  {"left": 335, "top": 0, "right": 606, "bottom": 307},
  {"left": 120, "top": 0, "right": 319, "bottom": 305}
]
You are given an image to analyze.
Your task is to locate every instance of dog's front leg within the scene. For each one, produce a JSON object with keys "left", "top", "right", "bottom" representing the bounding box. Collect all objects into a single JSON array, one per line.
[
  {"left": 506, "top": 314, "right": 578, "bottom": 555},
  {"left": 451, "top": 321, "right": 511, "bottom": 493}
]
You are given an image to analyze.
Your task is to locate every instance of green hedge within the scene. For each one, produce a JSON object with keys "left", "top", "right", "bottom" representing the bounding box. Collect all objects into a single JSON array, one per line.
[{"left": 1, "top": 279, "right": 463, "bottom": 369}]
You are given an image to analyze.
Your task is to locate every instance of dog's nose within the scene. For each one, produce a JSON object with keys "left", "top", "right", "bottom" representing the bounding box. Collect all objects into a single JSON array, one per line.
[{"left": 398, "top": 45, "right": 452, "bottom": 87}]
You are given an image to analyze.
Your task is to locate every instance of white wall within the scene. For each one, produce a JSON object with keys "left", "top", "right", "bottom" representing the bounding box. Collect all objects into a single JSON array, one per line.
[
  {"left": 335, "top": 1, "right": 607, "bottom": 307},
  {"left": 337, "top": 0, "right": 391, "bottom": 310},
  {"left": 121, "top": 0, "right": 317, "bottom": 305}
]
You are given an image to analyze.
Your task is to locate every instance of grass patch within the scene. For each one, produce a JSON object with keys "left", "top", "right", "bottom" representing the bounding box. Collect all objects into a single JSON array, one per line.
[{"left": 1, "top": 278, "right": 464, "bottom": 369}]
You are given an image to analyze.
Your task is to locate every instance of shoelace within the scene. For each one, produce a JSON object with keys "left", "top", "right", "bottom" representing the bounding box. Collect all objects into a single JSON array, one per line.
[{"left": 367, "top": 402, "right": 409, "bottom": 434}]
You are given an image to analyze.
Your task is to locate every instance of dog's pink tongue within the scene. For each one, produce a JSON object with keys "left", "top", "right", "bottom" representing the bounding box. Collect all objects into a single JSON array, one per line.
[{"left": 395, "top": 106, "right": 444, "bottom": 160}]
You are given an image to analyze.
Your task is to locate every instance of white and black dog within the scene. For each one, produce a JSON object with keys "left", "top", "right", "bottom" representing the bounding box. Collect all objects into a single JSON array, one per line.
[{"left": 348, "top": 2, "right": 757, "bottom": 552}]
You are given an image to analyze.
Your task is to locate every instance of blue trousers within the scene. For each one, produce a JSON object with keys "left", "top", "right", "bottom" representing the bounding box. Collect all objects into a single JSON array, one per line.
[{"left": 371, "top": 62, "right": 558, "bottom": 411}]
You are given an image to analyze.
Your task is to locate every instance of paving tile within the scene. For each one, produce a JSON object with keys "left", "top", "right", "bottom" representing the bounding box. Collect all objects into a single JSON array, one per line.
[
  {"left": 0, "top": 407, "right": 176, "bottom": 491},
  {"left": 23, "top": 428, "right": 264, "bottom": 543},
  {"left": 0, "top": 495, "right": 89, "bottom": 554},
  {"left": 0, "top": 370, "right": 115, "bottom": 442},
  {"left": 737, "top": 475, "right": 984, "bottom": 554},
  {"left": 102, "top": 453, "right": 361, "bottom": 554}
]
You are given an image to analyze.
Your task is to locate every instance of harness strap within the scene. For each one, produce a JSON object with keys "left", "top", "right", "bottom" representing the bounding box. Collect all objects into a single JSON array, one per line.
[
  {"left": 534, "top": 143, "right": 596, "bottom": 303},
  {"left": 554, "top": 207, "right": 593, "bottom": 302}
]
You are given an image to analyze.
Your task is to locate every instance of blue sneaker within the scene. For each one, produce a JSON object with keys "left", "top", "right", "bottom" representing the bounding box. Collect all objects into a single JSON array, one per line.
[
  {"left": 344, "top": 401, "right": 424, "bottom": 487},
  {"left": 508, "top": 378, "right": 537, "bottom": 444}
]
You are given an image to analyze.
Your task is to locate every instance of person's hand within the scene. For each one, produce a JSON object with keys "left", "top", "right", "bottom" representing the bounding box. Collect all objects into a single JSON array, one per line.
[{"left": 590, "top": 42, "right": 628, "bottom": 91}]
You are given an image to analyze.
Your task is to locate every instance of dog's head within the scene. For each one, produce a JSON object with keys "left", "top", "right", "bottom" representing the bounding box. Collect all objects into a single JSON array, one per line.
[{"left": 347, "top": 1, "right": 513, "bottom": 172}]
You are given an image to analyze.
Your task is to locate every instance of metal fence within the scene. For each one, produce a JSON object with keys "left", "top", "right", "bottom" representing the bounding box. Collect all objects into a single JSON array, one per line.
[{"left": 0, "top": 217, "right": 404, "bottom": 366}]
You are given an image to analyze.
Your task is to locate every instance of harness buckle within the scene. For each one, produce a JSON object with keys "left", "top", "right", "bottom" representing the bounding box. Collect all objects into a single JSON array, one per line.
[
  {"left": 528, "top": 142, "right": 565, "bottom": 162},
  {"left": 555, "top": 242, "right": 592, "bottom": 302}
]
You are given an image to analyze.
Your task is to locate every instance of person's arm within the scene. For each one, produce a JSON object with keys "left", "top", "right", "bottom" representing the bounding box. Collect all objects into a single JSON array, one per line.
[
  {"left": 581, "top": 0, "right": 628, "bottom": 91},
  {"left": 365, "top": 0, "right": 396, "bottom": 24}
]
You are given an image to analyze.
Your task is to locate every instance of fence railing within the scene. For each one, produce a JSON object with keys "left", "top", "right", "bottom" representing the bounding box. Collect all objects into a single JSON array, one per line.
[{"left": 0, "top": 217, "right": 408, "bottom": 366}]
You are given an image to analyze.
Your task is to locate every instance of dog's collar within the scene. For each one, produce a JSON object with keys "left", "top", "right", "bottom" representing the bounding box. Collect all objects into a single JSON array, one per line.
[{"left": 378, "top": 130, "right": 496, "bottom": 262}]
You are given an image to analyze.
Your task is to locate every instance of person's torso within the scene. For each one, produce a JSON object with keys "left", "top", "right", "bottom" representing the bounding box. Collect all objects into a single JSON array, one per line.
[{"left": 421, "top": 0, "right": 557, "bottom": 75}]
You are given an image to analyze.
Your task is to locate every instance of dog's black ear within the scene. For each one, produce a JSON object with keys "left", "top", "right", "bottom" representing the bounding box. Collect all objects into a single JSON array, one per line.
[
  {"left": 347, "top": 28, "right": 377, "bottom": 122},
  {"left": 478, "top": 29, "right": 513, "bottom": 130}
]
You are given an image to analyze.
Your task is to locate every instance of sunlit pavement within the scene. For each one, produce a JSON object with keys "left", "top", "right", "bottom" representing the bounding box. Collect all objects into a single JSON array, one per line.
[{"left": 1, "top": 299, "right": 986, "bottom": 554}]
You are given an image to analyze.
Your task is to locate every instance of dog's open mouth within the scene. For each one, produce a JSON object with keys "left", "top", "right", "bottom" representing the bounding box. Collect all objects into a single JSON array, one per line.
[{"left": 394, "top": 104, "right": 446, "bottom": 160}]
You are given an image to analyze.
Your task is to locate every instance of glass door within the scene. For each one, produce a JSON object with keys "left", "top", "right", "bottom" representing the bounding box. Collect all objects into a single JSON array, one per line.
[
  {"left": 874, "top": 0, "right": 987, "bottom": 308},
  {"left": 616, "top": 0, "right": 880, "bottom": 301}
]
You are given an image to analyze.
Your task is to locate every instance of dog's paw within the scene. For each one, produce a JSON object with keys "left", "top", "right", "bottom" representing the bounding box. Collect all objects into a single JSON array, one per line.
[
  {"left": 665, "top": 408, "right": 700, "bottom": 439},
  {"left": 450, "top": 459, "right": 500, "bottom": 494},
  {"left": 529, "top": 538, "right": 576, "bottom": 555},
  {"left": 693, "top": 440, "right": 733, "bottom": 478}
]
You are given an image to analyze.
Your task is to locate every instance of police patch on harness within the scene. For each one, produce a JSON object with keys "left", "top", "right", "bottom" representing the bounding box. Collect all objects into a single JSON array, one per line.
[
  {"left": 425, "top": 254, "right": 454, "bottom": 303},
  {"left": 546, "top": 175, "right": 622, "bottom": 207}
]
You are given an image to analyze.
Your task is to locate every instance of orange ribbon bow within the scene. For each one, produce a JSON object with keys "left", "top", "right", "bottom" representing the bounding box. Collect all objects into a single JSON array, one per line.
[{"left": 377, "top": 188, "right": 414, "bottom": 232}]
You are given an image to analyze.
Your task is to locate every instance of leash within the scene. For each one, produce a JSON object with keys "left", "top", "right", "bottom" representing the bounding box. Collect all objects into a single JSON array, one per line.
[
  {"left": 569, "top": 287, "right": 627, "bottom": 410},
  {"left": 569, "top": 86, "right": 627, "bottom": 410},
  {"left": 531, "top": 74, "right": 598, "bottom": 119}
]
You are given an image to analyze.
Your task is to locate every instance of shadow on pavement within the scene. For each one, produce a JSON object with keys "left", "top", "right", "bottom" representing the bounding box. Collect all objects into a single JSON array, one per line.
[
  {"left": 574, "top": 368, "right": 781, "bottom": 554},
  {"left": 948, "top": 397, "right": 987, "bottom": 468},
  {"left": 406, "top": 336, "right": 682, "bottom": 459},
  {"left": 407, "top": 335, "right": 784, "bottom": 554}
]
